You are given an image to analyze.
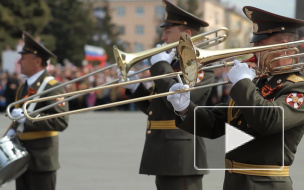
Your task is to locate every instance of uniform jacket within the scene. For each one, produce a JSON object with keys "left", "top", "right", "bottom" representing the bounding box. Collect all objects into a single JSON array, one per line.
[
  {"left": 176, "top": 73, "right": 304, "bottom": 188},
  {"left": 126, "top": 60, "right": 214, "bottom": 176},
  {"left": 176, "top": 72, "right": 304, "bottom": 166},
  {"left": 14, "top": 70, "right": 69, "bottom": 171}
]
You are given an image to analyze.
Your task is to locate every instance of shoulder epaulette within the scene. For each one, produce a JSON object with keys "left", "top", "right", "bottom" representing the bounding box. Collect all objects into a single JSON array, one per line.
[
  {"left": 286, "top": 74, "right": 304, "bottom": 83},
  {"left": 48, "top": 79, "right": 58, "bottom": 86}
]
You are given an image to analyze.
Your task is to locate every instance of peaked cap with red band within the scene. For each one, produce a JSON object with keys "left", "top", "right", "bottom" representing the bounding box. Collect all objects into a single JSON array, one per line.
[
  {"left": 242, "top": 6, "right": 304, "bottom": 43},
  {"left": 19, "top": 31, "right": 57, "bottom": 61}
]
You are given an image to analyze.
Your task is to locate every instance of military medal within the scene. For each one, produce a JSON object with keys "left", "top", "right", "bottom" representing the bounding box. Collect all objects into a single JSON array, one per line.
[
  {"left": 196, "top": 71, "right": 205, "bottom": 83},
  {"left": 56, "top": 97, "right": 66, "bottom": 107}
]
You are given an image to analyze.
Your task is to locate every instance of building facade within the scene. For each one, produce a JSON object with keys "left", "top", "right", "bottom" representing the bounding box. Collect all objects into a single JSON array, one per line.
[
  {"left": 92, "top": 0, "right": 252, "bottom": 54},
  {"left": 296, "top": 0, "right": 304, "bottom": 53}
]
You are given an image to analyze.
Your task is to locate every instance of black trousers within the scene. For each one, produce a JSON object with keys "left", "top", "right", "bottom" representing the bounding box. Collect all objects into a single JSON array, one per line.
[
  {"left": 223, "top": 171, "right": 293, "bottom": 190},
  {"left": 16, "top": 170, "right": 56, "bottom": 190},
  {"left": 155, "top": 175, "right": 203, "bottom": 190}
]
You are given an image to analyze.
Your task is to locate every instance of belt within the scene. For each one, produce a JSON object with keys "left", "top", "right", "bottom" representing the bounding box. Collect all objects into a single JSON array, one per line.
[
  {"left": 18, "top": 131, "right": 58, "bottom": 140},
  {"left": 147, "top": 120, "right": 178, "bottom": 130},
  {"left": 225, "top": 159, "right": 289, "bottom": 176}
]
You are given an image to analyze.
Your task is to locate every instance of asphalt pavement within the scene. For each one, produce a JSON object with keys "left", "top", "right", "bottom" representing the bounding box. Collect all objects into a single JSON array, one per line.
[{"left": 0, "top": 111, "right": 303, "bottom": 190}]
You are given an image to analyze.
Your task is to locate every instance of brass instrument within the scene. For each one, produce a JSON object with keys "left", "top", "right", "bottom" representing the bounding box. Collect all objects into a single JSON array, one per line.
[
  {"left": 115, "top": 27, "right": 229, "bottom": 80},
  {"left": 178, "top": 33, "right": 304, "bottom": 86},
  {"left": 21, "top": 33, "right": 304, "bottom": 121},
  {"left": 6, "top": 27, "right": 229, "bottom": 121}
]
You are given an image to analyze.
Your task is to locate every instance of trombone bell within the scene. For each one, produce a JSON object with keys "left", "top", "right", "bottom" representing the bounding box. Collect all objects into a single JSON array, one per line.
[
  {"left": 113, "top": 46, "right": 131, "bottom": 81},
  {"left": 178, "top": 33, "right": 199, "bottom": 87}
]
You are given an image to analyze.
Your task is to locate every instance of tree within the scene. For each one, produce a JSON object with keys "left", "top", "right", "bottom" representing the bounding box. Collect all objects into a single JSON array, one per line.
[
  {"left": 0, "top": 0, "right": 51, "bottom": 65},
  {"left": 43, "top": 0, "right": 97, "bottom": 66},
  {"left": 93, "top": 0, "right": 124, "bottom": 64},
  {"left": 177, "top": 0, "right": 203, "bottom": 18}
]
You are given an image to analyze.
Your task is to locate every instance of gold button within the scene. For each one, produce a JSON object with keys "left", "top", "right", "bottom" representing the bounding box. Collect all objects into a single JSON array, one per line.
[
  {"left": 149, "top": 111, "right": 152, "bottom": 115},
  {"left": 147, "top": 130, "right": 151, "bottom": 134},
  {"left": 238, "top": 120, "right": 242, "bottom": 125},
  {"left": 37, "top": 82, "right": 41, "bottom": 86}
]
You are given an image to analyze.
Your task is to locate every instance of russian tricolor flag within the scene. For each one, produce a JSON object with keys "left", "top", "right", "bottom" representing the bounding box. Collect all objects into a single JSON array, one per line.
[{"left": 84, "top": 44, "right": 108, "bottom": 66}]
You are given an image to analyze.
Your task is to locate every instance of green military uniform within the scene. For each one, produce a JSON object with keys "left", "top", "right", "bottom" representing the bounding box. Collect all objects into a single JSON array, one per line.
[
  {"left": 14, "top": 70, "right": 69, "bottom": 171},
  {"left": 126, "top": 60, "right": 214, "bottom": 189},
  {"left": 124, "top": 2, "right": 215, "bottom": 189},
  {"left": 124, "top": 1, "right": 213, "bottom": 189},
  {"left": 176, "top": 74, "right": 304, "bottom": 190},
  {"left": 13, "top": 32, "right": 69, "bottom": 190},
  {"left": 174, "top": 6, "right": 304, "bottom": 190}
]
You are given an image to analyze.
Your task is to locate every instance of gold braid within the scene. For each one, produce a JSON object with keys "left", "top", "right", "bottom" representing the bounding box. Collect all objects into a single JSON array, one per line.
[{"left": 227, "top": 99, "right": 240, "bottom": 124}]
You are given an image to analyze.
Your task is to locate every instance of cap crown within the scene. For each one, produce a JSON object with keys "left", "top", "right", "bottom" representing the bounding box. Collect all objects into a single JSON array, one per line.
[
  {"left": 19, "top": 31, "right": 56, "bottom": 61},
  {"left": 160, "top": 0, "right": 209, "bottom": 31}
]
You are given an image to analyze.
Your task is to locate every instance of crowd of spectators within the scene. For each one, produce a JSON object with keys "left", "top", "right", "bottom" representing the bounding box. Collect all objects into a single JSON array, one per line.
[
  {"left": 0, "top": 58, "right": 231, "bottom": 113},
  {"left": 0, "top": 58, "right": 154, "bottom": 112},
  {"left": 1, "top": 37, "right": 233, "bottom": 113}
]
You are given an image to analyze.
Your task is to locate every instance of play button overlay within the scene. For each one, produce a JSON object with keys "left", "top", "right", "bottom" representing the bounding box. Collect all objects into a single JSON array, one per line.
[
  {"left": 193, "top": 106, "right": 284, "bottom": 170},
  {"left": 225, "top": 123, "right": 254, "bottom": 153}
]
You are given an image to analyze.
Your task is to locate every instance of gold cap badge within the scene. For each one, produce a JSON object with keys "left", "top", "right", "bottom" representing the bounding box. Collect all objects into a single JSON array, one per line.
[{"left": 245, "top": 8, "right": 253, "bottom": 19}]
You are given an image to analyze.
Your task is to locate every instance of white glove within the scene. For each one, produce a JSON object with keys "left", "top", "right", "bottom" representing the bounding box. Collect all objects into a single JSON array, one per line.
[
  {"left": 117, "top": 69, "right": 140, "bottom": 93},
  {"left": 6, "top": 129, "right": 16, "bottom": 136},
  {"left": 150, "top": 44, "right": 175, "bottom": 65},
  {"left": 167, "top": 83, "right": 190, "bottom": 112},
  {"left": 11, "top": 108, "right": 26, "bottom": 123},
  {"left": 227, "top": 60, "right": 256, "bottom": 85}
]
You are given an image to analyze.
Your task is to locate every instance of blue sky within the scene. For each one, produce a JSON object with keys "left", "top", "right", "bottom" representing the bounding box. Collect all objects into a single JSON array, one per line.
[{"left": 221, "top": 0, "right": 296, "bottom": 18}]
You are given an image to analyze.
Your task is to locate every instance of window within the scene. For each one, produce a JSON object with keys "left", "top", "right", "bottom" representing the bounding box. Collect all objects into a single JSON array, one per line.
[
  {"left": 237, "top": 21, "right": 242, "bottom": 30},
  {"left": 155, "top": 6, "right": 165, "bottom": 19},
  {"left": 135, "top": 25, "right": 144, "bottom": 35},
  {"left": 116, "top": 6, "right": 125, "bottom": 16},
  {"left": 155, "top": 26, "right": 162, "bottom": 35},
  {"left": 134, "top": 43, "right": 144, "bottom": 52},
  {"left": 215, "top": 11, "right": 220, "bottom": 25},
  {"left": 94, "top": 7, "right": 105, "bottom": 19},
  {"left": 117, "top": 26, "right": 125, "bottom": 35},
  {"left": 136, "top": 6, "right": 144, "bottom": 16}
]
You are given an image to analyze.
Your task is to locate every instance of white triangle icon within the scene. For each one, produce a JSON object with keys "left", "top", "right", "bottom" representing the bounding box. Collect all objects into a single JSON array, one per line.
[{"left": 225, "top": 123, "right": 255, "bottom": 153}]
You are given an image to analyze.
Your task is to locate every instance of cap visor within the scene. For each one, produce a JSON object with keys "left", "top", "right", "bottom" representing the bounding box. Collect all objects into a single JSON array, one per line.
[
  {"left": 250, "top": 34, "right": 270, "bottom": 43},
  {"left": 160, "top": 22, "right": 178, "bottom": 28},
  {"left": 18, "top": 49, "right": 32, "bottom": 54}
]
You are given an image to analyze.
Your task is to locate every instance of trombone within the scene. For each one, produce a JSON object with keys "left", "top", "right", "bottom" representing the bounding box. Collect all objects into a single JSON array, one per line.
[
  {"left": 178, "top": 33, "right": 304, "bottom": 86},
  {"left": 115, "top": 27, "right": 229, "bottom": 80},
  {"left": 22, "top": 35, "right": 304, "bottom": 121},
  {"left": 6, "top": 27, "right": 229, "bottom": 121}
]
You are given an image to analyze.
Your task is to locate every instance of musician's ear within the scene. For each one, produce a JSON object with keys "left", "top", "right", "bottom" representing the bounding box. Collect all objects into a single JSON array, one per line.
[
  {"left": 185, "top": 29, "right": 191, "bottom": 36},
  {"left": 35, "top": 57, "right": 43, "bottom": 68}
]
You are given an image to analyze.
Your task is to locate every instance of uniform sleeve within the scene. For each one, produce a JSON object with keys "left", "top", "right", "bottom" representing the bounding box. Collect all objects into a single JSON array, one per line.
[
  {"left": 176, "top": 102, "right": 227, "bottom": 139},
  {"left": 24, "top": 83, "right": 69, "bottom": 132},
  {"left": 150, "top": 61, "right": 216, "bottom": 109},
  {"left": 230, "top": 78, "right": 304, "bottom": 135},
  {"left": 125, "top": 61, "right": 178, "bottom": 115},
  {"left": 125, "top": 83, "right": 151, "bottom": 115},
  {"left": 149, "top": 61, "right": 179, "bottom": 110}
]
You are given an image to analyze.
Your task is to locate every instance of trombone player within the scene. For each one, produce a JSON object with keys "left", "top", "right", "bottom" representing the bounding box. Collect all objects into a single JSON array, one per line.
[
  {"left": 9, "top": 32, "right": 69, "bottom": 190},
  {"left": 118, "top": 0, "right": 214, "bottom": 189},
  {"left": 167, "top": 6, "right": 304, "bottom": 190}
]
